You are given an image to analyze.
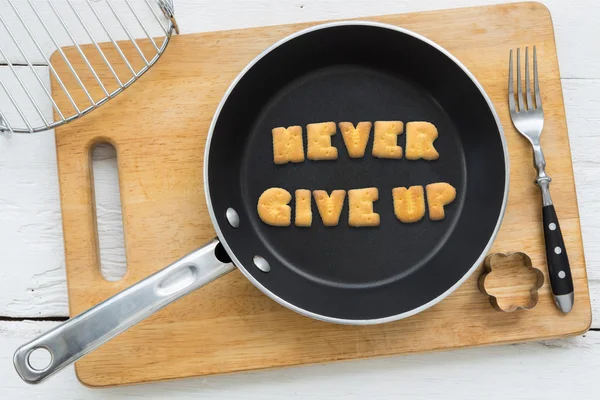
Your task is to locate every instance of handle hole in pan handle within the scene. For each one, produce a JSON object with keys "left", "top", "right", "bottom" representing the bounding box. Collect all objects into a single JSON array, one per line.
[
  {"left": 27, "top": 347, "right": 53, "bottom": 372},
  {"left": 214, "top": 242, "right": 232, "bottom": 264}
]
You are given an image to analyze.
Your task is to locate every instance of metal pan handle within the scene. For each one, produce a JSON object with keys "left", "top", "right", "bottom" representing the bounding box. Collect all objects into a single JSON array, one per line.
[{"left": 13, "top": 239, "right": 235, "bottom": 384}]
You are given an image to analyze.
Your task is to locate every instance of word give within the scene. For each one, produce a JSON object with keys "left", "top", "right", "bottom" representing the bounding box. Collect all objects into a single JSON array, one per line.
[
  {"left": 272, "top": 121, "right": 439, "bottom": 164},
  {"left": 257, "top": 183, "right": 456, "bottom": 228}
]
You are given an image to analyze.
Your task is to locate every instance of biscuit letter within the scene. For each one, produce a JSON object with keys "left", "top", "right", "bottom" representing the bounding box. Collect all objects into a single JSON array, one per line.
[
  {"left": 426, "top": 183, "right": 456, "bottom": 221},
  {"left": 295, "top": 189, "right": 312, "bottom": 227},
  {"left": 372, "top": 121, "right": 403, "bottom": 159},
  {"left": 392, "top": 186, "right": 425, "bottom": 223},
  {"left": 406, "top": 122, "right": 439, "bottom": 160},
  {"left": 313, "top": 190, "right": 346, "bottom": 226},
  {"left": 339, "top": 121, "right": 372, "bottom": 158},
  {"left": 307, "top": 122, "right": 338, "bottom": 160},
  {"left": 348, "top": 188, "right": 380, "bottom": 227},
  {"left": 272, "top": 126, "right": 305, "bottom": 164},
  {"left": 257, "top": 188, "right": 292, "bottom": 226}
]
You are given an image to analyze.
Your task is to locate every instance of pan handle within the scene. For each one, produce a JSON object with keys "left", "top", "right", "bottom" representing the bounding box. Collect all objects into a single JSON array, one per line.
[{"left": 13, "top": 239, "right": 235, "bottom": 384}]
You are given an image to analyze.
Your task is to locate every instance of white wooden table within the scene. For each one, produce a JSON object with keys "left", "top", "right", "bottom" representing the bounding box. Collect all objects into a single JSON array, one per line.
[{"left": 1, "top": 0, "right": 599, "bottom": 398}]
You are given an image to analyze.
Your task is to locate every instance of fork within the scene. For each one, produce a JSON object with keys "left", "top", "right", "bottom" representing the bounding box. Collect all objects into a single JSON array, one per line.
[{"left": 508, "top": 46, "right": 573, "bottom": 313}]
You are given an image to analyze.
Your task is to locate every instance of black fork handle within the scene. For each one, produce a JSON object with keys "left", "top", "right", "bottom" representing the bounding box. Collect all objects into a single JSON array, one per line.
[{"left": 542, "top": 205, "right": 574, "bottom": 312}]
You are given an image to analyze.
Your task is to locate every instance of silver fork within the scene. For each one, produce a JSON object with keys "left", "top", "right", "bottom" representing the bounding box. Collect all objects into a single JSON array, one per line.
[{"left": 508, "top": 46, "right": 573, "bottom": 313}]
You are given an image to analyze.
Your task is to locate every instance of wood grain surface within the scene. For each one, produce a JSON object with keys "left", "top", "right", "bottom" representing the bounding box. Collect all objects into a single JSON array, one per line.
[{"left": 51, "top": 2, "right": 591, "bottom": 387}]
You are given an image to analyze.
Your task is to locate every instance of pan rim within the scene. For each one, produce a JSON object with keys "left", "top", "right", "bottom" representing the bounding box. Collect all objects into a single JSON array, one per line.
[{"left": 204, "top": 20, "right": 510, "bottom": 325}]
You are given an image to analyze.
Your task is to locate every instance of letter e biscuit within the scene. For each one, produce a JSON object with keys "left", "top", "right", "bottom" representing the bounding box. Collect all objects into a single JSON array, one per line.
[
  {"left": 348, "top": 188, "right": 380, "bottom": 227},
  {"left": 372, "top": 121, "right": 404, "bottom": 159},
  {"left": 307, "top": 122, "right": 338, "bottom": 160}
]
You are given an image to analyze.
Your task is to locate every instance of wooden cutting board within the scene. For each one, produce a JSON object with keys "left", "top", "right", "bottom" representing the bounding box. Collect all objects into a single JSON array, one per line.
[{"left": 53, "top": 2, "right": 591, "bottom": 387}]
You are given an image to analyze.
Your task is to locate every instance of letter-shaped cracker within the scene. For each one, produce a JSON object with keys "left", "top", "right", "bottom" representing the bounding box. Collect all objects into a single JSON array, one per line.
[
  {"left": 426, "top": 182, "right": 456, "bottom": 221},
  {"left": 372, "top": 121, "right": 404, "bottom": 159},
  {"left": 313, "top": 190, "right": 346, "bottom": 226},
  {"left": 392, "top": 186, "right": 426, "bottom": 223},
  {"left": 295, "top": 189, "right": 312, "bottom": 227},
  {"left": 257, "top": 188, "right": 292, "bottom": 226},
  {"left": 307, "top": 122, "right": 338, "bottom": 160},
  {"left": 339, "top": 121, "right": 372, "bottom": 158},
  {"left": 272, "top": 126, "right": 305, "bottom": 164},
  {"left": 348, "top": 188, "right": 380, "bottom": 227},
  {"left": 406, "top": 122, "right": 440, "bottom": 160}
]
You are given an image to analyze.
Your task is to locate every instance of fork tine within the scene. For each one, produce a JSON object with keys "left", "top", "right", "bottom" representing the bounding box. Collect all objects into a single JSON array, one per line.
[
  {"left": 534, "top": 46, "right": 543, "bottom": 110},
  {"left": 525, "top": 47, "right": 533, "bottom": 110},
  {"left": 508, "top": 49, "right": 516, "bottom": 113},
  {"left": 516, "top": 48, "right": 525, "bottom": 112}
]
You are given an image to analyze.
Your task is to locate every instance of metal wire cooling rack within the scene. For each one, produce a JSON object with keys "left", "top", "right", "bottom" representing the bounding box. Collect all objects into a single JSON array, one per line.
[{"left": 0, "top": 0, "right": 178, "bottom": 134}]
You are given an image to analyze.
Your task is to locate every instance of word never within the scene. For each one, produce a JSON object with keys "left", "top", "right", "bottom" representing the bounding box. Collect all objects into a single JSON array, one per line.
[{"left": 272, "top": 121, "right": 439, "bottom": 164}]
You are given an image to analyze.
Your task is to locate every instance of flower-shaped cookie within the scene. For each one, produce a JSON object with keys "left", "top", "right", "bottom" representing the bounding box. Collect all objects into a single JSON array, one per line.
[{"left": 478, "top": 252, "right": 544, "bottom": 312}]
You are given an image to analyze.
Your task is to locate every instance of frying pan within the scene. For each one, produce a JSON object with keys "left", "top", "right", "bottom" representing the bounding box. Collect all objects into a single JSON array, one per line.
[{"left": 14, "top": 21, "right": 508, "bottom": 384}]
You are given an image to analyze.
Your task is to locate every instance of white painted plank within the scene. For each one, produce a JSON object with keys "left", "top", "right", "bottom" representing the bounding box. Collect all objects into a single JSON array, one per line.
[
  {"left": 0, "top": 66, "right": 53, "bottom": 131},
  {"left": 0, "top": 1, "right": 599, "bottom": 79},
  {"left": 0, "top": 66, "right": 68, "bottom": 317},
  {"left": 565, "top": 79, "right": 600, "bottom": 279},
  {"left": 119, "top": 0, "right": 600, "bottom": 79},
  {"left": 563, "top": 79, "right": 600, "bottom": 324},
  {"left": 2, "top": 320, "right": 600, "bottom": 398},
  {"left": 0, "top": 0, "right": 171, "bottom": 64},
  {"left": 0, "top": 68, "right": 131, "bottom": 316},
  {"left": 0, "top": 129, "right": 67, "bottom": 317}
]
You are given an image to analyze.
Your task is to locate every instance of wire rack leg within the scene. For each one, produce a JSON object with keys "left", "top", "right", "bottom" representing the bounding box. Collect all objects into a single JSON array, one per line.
[{"left": 0, "top": 116, "right": 12, "bottom": 138}]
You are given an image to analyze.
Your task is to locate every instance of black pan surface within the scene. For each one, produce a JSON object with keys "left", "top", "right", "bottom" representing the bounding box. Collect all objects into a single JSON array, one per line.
[{"left": 206, "top": 22, "right": 508, "bottom": 323}]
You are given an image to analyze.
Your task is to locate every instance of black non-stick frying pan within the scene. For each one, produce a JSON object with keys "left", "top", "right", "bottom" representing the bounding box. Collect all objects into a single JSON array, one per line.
[{"left": 15, "top": 21, "right": 508, "bottom": 384}]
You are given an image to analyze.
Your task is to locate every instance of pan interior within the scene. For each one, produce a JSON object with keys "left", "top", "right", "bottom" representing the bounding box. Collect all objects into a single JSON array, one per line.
[
  {"left": 242, "top": 65, "right": 466, "bottom": 288},
  {"left": 207, "top": 24, "right": 506, "bottom": 321}
]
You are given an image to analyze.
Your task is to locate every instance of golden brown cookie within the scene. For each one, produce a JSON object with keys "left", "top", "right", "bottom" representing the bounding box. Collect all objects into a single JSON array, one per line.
[
  {"left": 348, "top": 188, "right": 380, "bottom": 227},
  {"left": 392, "top": 186, "right": 426, "bottom": 223},
  {"left": 426, "top": 182, "right": 456, "bottom": 221},
  {"left": 307, "top": 122, "right": 338, "bottom": 160},
  {"left": 272, "top": 126, "right": 305, "bottom": 164},
  {"left": 313, "top": 190, "right": 346, "bottom": 226},
  {"left": 257, "top": 188, "right": 292, "bottom": 226},
  {"left": 372, "top": 121, "right": 403, "bottom": 159},
  {"left": 339, "top": 121, "right": 372, "bottom": 158},
  {"left": 406, "top": 121, "right": 440, "bottom": 160},
  {"left": 295, "top": 189, "right": 312, "bottom": 227}
]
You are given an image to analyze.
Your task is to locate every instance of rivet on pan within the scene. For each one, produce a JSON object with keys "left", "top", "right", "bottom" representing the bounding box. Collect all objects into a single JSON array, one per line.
[
  {"left": 253, "top": 256, "right": 270, "bottom": 273},
  {"left": 226, "top": 208, "right": 240, "bottom": 228}
]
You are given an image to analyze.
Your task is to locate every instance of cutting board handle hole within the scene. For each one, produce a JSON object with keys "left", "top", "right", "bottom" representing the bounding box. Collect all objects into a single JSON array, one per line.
[{"left": 91, "top": 142, "right": 127, "bottom": 282}]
